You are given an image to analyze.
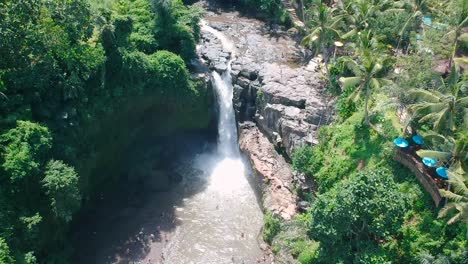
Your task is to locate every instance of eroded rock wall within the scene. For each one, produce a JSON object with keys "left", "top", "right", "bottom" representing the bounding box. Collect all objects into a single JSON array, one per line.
[
  {"left": 197, "top": 8, "right": 333, "bottom": 225},
  {"left": 239, "top": 122, "right": 297, "bottom": 220},
  {"left": 198, "top": 11, "right": 333, "bottom": 159}
]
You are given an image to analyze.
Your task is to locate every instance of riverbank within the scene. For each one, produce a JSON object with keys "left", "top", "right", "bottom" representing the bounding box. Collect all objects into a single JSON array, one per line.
[{"left": 197, "top": 3, "right": 332, "bottom": 262}]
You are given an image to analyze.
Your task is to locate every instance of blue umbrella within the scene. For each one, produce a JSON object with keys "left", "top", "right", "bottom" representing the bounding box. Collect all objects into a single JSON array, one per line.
[
  {"left": 436, "top": 167, "right": 448, "bottom": 179},
  {"left": 422, "top": 157, "right": 437, "bottom": 167},
  {"left": 422, "top": 16, "right": 432, "bottom": 26},
  {"left": 394, "top": 138, "right": 409, "bottom": 148},
  {"left": 412, "top": 135, "right": 424, "bottom": 145}
]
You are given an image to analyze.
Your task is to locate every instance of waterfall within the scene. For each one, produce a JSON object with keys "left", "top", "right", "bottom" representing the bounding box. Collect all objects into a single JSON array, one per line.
[{"left": 201, "top": 21, "right": 239, "bottom": 157}]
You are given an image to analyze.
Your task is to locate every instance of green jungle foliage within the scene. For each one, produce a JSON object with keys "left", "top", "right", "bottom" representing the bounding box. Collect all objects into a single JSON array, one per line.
[
  {"left": 0, "top": 0, "right": 210, "bottom": 262},
  {"left": 292, "top": 0, "right": 467, "bottom": 263},
  {"left": 238, "top": 0, "right": 293, "bottom": 26}
]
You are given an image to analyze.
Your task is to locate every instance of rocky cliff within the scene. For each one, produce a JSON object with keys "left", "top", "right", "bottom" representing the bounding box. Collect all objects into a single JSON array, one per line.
[
  {"left": 198, "top": 12, "right": 333, "bottom": 159},
  {"left": 197, "top": 8, "right": 332, "bottom": 223}
]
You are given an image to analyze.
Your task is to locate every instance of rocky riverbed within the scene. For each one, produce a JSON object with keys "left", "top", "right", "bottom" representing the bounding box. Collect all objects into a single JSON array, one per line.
[
  {"left": 198, "top": 5, "right": 334, "bottom": 157},
  {"left": 198, "top": 4, "right": 332, "bottom": 219}
]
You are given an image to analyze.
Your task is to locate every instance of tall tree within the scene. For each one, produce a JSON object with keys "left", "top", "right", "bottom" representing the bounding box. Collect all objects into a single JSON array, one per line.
[
  {"left": 339, "top": 32, "right": 393, "bottom": 125},
  {"left": 445, "top": 0, "right": 468, "bottom": 69},
  {"left": 395, "top": 0, "right": 431, "bottom": 50},
  {"left": 408, "top": 66, "right": 468, "bottom": 135},
  {"left": 42, "top": 160, "right": 81, "bottom": 223},
  {"left": 302, "top": 0, "right": 344, "bottom": 71},
  {"left": 339, "top": 0, "right": 400, "bottom": 33},
  {"left": 0, "top": 237, "right": 15, "bottom": 264},
  {"left": 309, "top": 168, "right": 407, "bottom": 262},
  {"left": 1, "top": 121, "right": 52, "bottom": 182}
]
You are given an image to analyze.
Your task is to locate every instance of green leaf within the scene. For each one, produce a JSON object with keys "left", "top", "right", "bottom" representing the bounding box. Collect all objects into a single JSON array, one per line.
[{"left": 415, "top": 150, "right": 451, "bottom": 160}]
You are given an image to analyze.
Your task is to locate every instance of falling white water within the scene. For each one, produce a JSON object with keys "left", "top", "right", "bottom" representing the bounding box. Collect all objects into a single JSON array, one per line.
[
  {"left": 212, "top": 72, "right": 238, "bottom": 156},
  {"left": 158, "top": 22, "right": 264, "bottom": 263},
  {"left": 201, "top": 20, "right": 239, "bottom": 156}
]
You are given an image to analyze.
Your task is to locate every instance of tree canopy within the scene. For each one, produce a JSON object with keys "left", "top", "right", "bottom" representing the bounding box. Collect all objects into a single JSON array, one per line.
[{"left": 309, "top": 168, "right": 407, "bottom": 262}]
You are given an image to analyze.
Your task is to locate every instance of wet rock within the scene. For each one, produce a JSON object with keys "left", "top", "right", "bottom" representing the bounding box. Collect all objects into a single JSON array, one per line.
[
  {"left": 198, "top": 17, "right": 334, "bottom": 157},
  {"left": 214, "top": 62, "right": 228, "bottom": 72},
  {"left": 239, "top": 122, "right": 297, "bottom": 220},
  {"left": 298, "top": 201, "right": 310, "bottom": 212}
]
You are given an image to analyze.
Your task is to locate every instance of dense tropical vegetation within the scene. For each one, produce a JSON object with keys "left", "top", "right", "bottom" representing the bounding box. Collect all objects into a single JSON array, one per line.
[
  {"left": 0, "top": 0, "right": 211, "bottom": 262},
  {"left": 268, "top": 0, "right": 468, "bottom": 263},
  {"left": 0, "top": 0, "right": 466, "bottom": 263}
]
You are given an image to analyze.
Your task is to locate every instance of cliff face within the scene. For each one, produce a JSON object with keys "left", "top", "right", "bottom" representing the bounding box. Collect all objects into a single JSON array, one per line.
[
  {"left": 197, "top": 7, "right": 333, "bottom": 224},
  {"left": 231, "top": 58, "right": 333, "bottom": 158},
  {"left": 239, "top": 122, "right": 297, "bottom": 220},
  {"left": 198, "top": 12, "right": 333, "bottom": 160}
]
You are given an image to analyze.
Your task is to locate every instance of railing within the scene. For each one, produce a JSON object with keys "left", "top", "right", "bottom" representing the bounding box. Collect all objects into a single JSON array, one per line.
[{"left": 394, "top": 148, "right": 444, "bottom": 207}]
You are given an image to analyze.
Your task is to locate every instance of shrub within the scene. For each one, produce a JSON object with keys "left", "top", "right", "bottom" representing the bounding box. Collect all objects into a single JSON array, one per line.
[
  {"left": 42, "top": 160, "right": 81, "bottom": 223},
  {"left": 263, "top": 212, "right": 282, "bottom": 244},
  {"left": 336, "top": 86, "right": 358, "bottom": 120},
  {"left": 309, "top": 168, "right": 408, "bottom": 261},
  {"left": 292, "top": 145, "right": 324, "bottom": 176},
  {"left": 0, "top": 238, "right": 14, "bottom": 264}
]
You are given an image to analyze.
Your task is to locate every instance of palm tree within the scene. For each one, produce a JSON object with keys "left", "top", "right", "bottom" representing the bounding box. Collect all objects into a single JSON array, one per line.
[
  {"left": 438, "top": 169, "right": 468, "bottom": 225},
  {"left": 395, "top": 0, "right": 431, "bottom": 50},
  {"left": 445, "top": 0, "right": 468, "bottom": 69},
  {"left": 302, "top": 0, "right": 344, "bottom": 70},
  {"left": 416, "top": 132, "right": 467, "bottom": 225},
  {"left": 339, "top": 0, "right": 401, "bottom": 36},
  {"left": 408, "top": 66, "right": 468, "bottom": 135},
  {"left": 339, "top": 31, "right": 393, "bottom": 125},
  {"left": 416, "top": 132, "right": 467, "bottom": 173}
]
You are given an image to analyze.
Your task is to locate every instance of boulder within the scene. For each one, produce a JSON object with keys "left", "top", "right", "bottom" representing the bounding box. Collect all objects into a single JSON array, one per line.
[{"left": 239, "top": 122, "right": 297, "bottom": 220}]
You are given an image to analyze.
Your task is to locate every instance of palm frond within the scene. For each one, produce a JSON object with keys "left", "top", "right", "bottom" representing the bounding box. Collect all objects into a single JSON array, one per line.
[
  {"left": 416, "top": 149, "right": 451, "bottom": 160},
  {"left": 438, "top": 202, "right": 457, "bottom": 218},
  {"left": 409, "top": 102, "right": 446, "bottom": 116},
  {"left": 347, "top": 85, "right": 363, "bottom": 103},
  {"left": 447, "top": 212, "right": 462, "bottom": 225},
  {"left": 346, "top": 60, "right": 362, "bottom": 76},
  {"left": 446, "top": 170, "right": 468, "bottom": 197},
  {"left": 422, "top": 132, "right": 447, "bottom": 143},
  {"left": 439, "top": 190, "right": 465, "bottom": 202},
  {"left": 432, "top": 108, "right": 452, "bottom": 132},
  {"left": 456, "top": 96, "right": 468, "bottom": 107},
  {"left": 409, "top": 89, "right": 442, "bottom": 103},
  {"left": 339, "top": 76, "right": 361, "bottom": 88},
  {"left": 370, "top": 78, "right": 381, "bottom": 90},
  {"left": 341, "top": 28, "right": 357, "bottom": 39}
]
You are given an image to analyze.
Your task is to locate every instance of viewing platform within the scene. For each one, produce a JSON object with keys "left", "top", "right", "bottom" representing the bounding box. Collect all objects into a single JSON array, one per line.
[{"left": 393, "top": 147, "right": 447, "bottom": 207}]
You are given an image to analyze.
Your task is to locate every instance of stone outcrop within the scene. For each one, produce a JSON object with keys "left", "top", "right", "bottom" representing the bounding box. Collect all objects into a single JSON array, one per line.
[
  {"left": 198, "top": 12, "right": 334, "bottom": 159},
  {"left": 197, "top": 30, "right": 231, "bottom": 72},
  {"left": 239, "top": 122, "right": 297, "bottom": 220},
  {"left": 232, "top": 59, "right": 333, "bottom": 157},
  {"left": 197, "top": 10, "right": 334, "bottom": 222}
]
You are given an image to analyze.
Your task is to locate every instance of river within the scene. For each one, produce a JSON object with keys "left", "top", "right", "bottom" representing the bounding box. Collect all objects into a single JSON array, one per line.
[{"left": 73, "top": 18, "right": 267, "bottom": 264}]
